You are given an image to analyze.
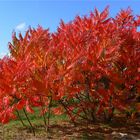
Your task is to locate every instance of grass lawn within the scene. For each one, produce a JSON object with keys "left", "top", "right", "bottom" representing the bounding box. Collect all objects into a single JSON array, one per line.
[
  {"left": 0, "top": 108, "right": 69, "bottom": 140},
  {"left": 0, "top": 108, "right": 140, "bottom": 140}
]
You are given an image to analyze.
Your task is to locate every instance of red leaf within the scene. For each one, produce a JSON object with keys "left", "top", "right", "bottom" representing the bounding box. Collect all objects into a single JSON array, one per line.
[
  {"left": 26, "top": 100, "right": 34, "bottom": 114},
  {"left": 16, "top": 99, "right": 26, "bottom": 110},
  {"left": 52, "top": 107, "right": 63, "bottom": 115}
]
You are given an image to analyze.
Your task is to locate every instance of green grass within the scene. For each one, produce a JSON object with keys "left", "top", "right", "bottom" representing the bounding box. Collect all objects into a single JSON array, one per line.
[
  {"left": 0, "top": 107, "right": 68, "bottom": 140},
  {"left": 1, "top": 107, "right": 140, "bottom": 140},
  {"left": 10, "top": 107, "right": 68, "bottom": 127}
]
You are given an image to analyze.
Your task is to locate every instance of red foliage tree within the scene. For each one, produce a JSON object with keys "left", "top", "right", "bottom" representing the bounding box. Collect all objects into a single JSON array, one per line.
[{"left": 0, "top": 7, "right": 139, "bottom": 126}]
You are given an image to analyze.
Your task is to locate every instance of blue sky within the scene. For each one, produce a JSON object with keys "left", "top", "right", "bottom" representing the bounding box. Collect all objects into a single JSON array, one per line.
[{"left": 0, "top": 0, "right": 140, "bottom": 57}]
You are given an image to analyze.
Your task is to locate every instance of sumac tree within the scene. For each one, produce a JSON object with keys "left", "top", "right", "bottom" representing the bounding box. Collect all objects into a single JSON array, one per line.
[{"left": 0, "top": 7, "right": 139, "bottom": 129}]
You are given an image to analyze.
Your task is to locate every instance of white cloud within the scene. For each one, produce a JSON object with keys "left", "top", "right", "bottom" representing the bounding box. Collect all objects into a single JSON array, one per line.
[{"left": 15, "top": 22, "right": 26, "bottom": 31}]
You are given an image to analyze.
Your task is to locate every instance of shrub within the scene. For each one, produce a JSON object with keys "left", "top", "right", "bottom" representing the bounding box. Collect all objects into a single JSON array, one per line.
[{"left": 0, "top": 7, "right": 139, "bottom": 127}]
